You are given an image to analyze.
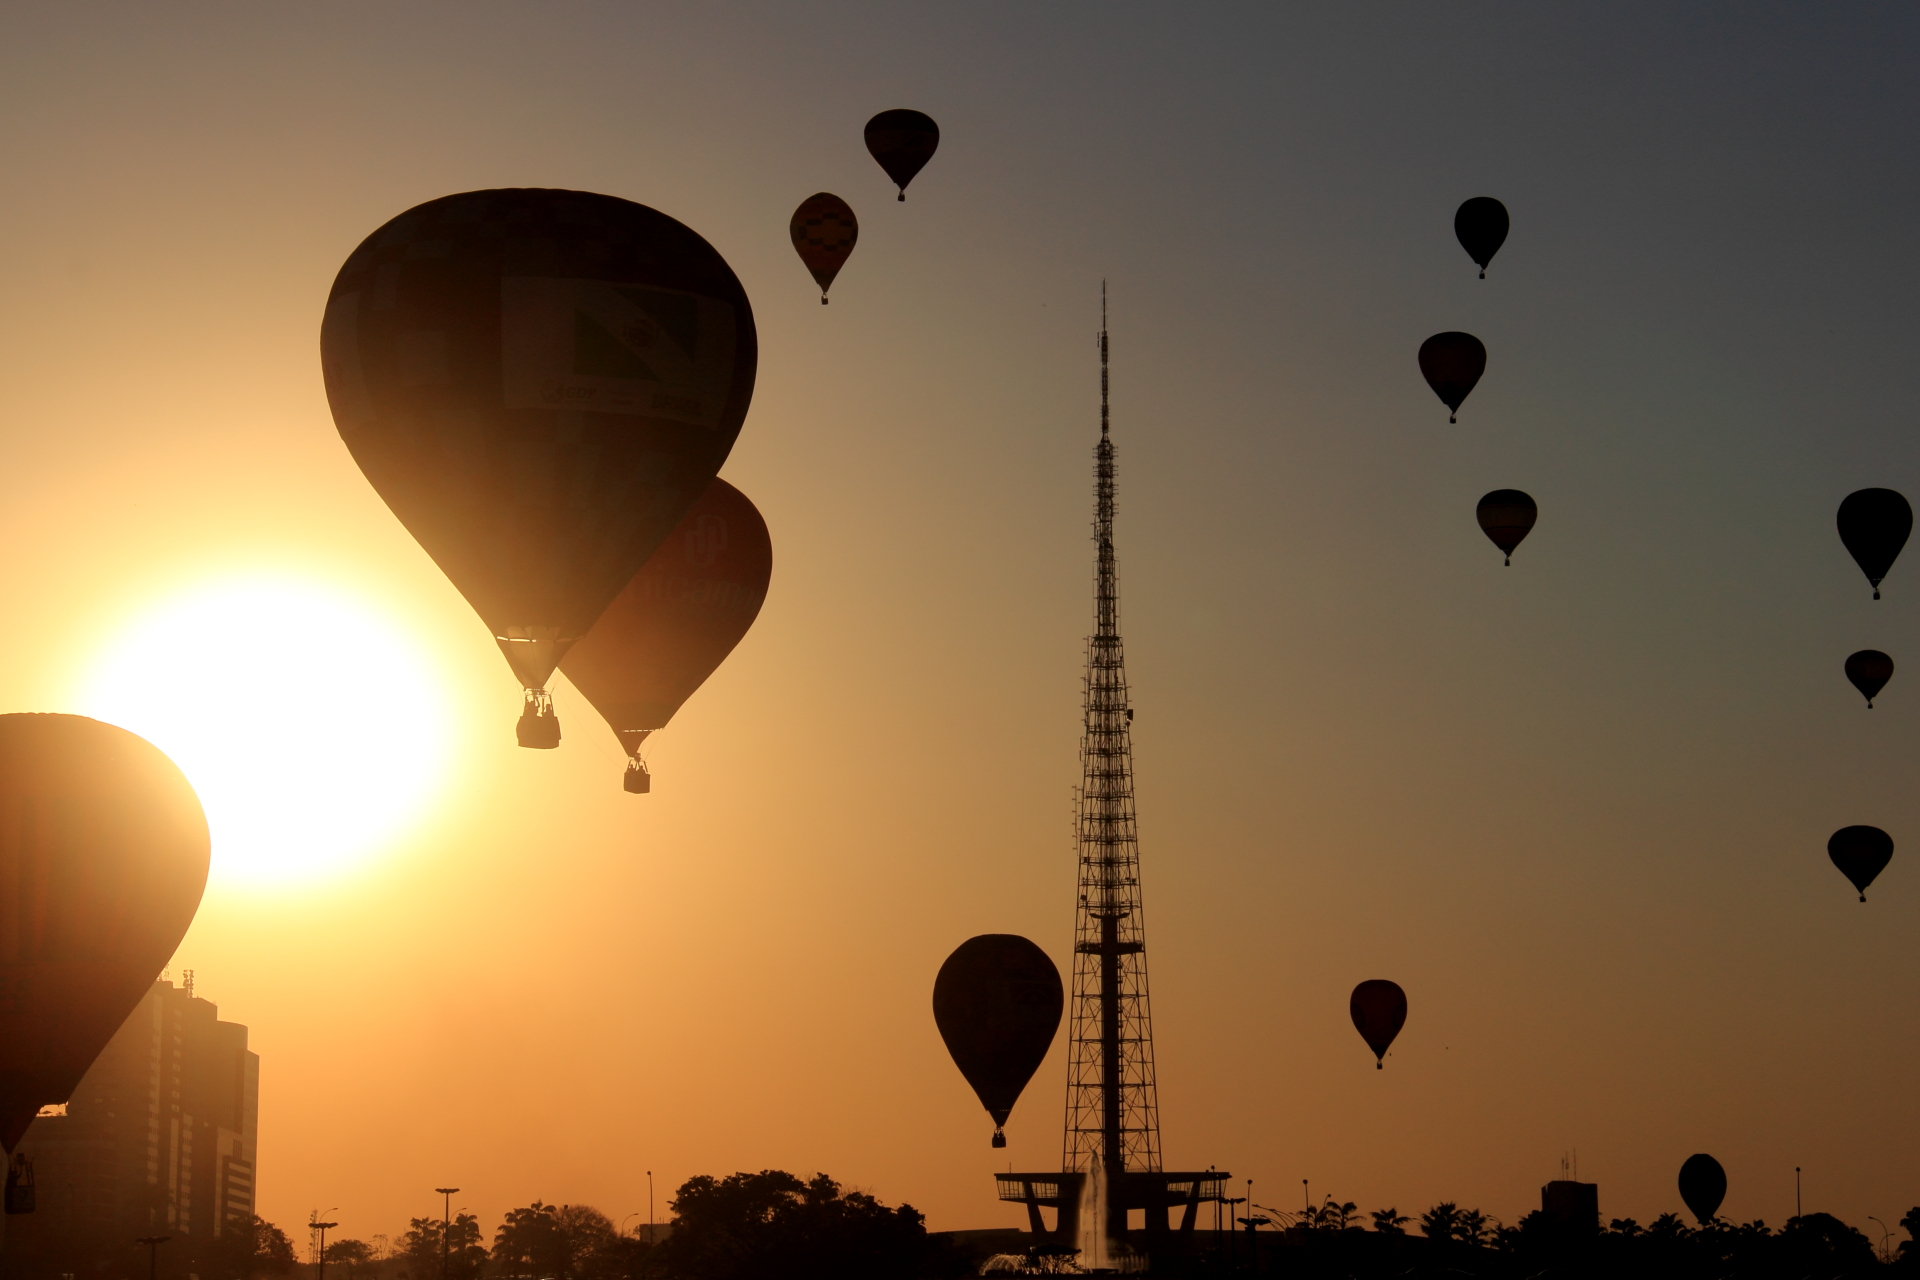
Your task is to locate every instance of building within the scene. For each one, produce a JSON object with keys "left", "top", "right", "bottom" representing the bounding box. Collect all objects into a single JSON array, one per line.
[{"left": 5, "top": 973, "right": 258, "bottom": 1272}]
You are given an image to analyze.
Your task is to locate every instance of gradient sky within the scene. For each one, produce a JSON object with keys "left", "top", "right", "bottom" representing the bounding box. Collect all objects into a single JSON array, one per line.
[{"left": 3, "top": 1, "right": 1919, "bottom": 1245}]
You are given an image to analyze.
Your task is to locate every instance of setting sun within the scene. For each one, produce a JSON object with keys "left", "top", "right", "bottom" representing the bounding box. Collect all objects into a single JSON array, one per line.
[{"left": 78, "top": 576, "right": 451, "bottom": 887}]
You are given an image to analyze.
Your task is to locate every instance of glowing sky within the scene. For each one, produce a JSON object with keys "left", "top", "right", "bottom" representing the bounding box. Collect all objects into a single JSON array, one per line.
[{"left": 1, "top": 2, "right": 1918, "bottom": 1244}]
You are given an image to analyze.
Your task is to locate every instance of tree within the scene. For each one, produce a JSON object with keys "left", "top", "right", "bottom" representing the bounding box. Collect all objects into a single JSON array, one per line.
[
  {"left": 201, "top": 1215, "right": 297, "bottom": 1279},
  {"left": 650, "top": 1169, "right": 954, "bottom": 1280},
  {"left": 323, "top": 1239, "right": 375, "bottom": 1280},
  {"left": 493, "top": 1202, "right": 627, "bottom": 1279},
  {"left": 1418, "top": 1202, "right": 1461, "bottom": 1242},
  {"left": 1369, "top": 1207, "right": 1408, "bottom": 1235},
  {"left": 397, "top": 1212, "right": 487, "bottom": 1280}
]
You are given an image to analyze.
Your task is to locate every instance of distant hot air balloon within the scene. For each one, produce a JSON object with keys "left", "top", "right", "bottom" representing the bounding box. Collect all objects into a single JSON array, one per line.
[
  {"left": 1476, "top": 490, "right": 1537, "bottom": 565},
  {"left": 559, "top": 478, "right": 772, "bottom": 793},
  {"left": 1454, "top": 198, "right": 1509, "bottom": 279},
  {"left": 1845, "top": 650, "right": 1894, "bottom": 708},
  {"left": 1828, "top": 825, "right": 1893, "bottom": 902},
  {"left": 1349, "top": 980, "right": 1407, "bottom": 1069},
  {"left": 932, "top": 935, "right": 1063, "bottom": 1148},
  {"left": 0, "top": 715, "right": 209, "bottom": 1155},
  {"left": 789, "top": 194, "right": 858, "bottom": 305},
  {"left": 1677, "top": 1154, "right": 1726, "bottom": 1225},
  {"left": 864, "top": 109, "right": 940, "bottom": 201},
  {"left": 1418, "top": 333, "right": 1486, "bottom": 423},
  {"left": 1837, "top": 489, "right": 1912, "bottom": 600},
  {"left": 320, "top": 189, "right": 757, "bottom": 749}
]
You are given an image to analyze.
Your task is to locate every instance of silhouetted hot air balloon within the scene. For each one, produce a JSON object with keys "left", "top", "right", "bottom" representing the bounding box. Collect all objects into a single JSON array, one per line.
[
  {"left": 932, "top": 935, "right": 1063, "bottom": 1148},
  {"left": 864, "top": 109, "right": 940, "bottom": 201},
  {"left": 789, "top": 194, "right": 858, "bottom": 304},
  {"left": 1418, "top": 333, "right": 1486, "bottom": 423},
  {"left": 1677, "top": 1154, "right": 1726, "bottom": 1225},
  {"left": 559, "top": 478, "right": 772, "bottom": 793},
  {"left": 1349, "top": 980, "right": 1407, "bottom": 1069},
  {"left": 321, "top": 189, "right": 757, "bottom": 749},
  {"left": 0, "top": 715, "right": 209, "bottom": 1155},
  {"left": 1837, "top": 489, "right": 1912, "bottom": 600},
  {"left": 1845, "top": 650, "right": 1894, "bottom": 708},
  {"left": 1828, "top": 825, "right": 1892, "bottom": 902},
  {"left": 1454, "top": 198, "right": 1509, "bottom": 279},
  {"left": 1476, "top": 490, "right": 1537, "bottom": 565}
]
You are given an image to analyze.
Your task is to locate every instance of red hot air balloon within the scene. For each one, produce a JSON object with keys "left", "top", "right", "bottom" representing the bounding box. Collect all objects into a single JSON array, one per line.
[
  {"left": 320, "top": 189, "right": 757, "bottom": 749},
  {"left": 1677, "top": 1153, "right": 1726, "bottom": 1224},
  {"left": 1454, "top": 198, "right": 1509, "bottom": 279},
  {"left": 864, "top": 110, "right": 940, "bottom": 201},
  {"left": 1476, "top": 490, "right": 1537, "bottom": 565},
  {"left": 1845, "top": 650, "right": 1894, "bottom": 708},
  {"left": 1828, "top": 825, "right": 1892, "bottom": 902},
  {"left": 0, "top": 715, "right": 209, "bottom": 1154},
  {"left": 1349, "top": 980, "right": 1407, "bottom": 1069},
  {"left": 559, "top": 478, "right": 772, "bottom": 793},
  {"left": 933, "top": 935, "right": 1063, "bottom": 1148},
  {"left": 789, "top": 194, "right": 858, "bottom": 304},
  {"left": 1418, "top": 333, "right": 1486, "bottom": 423}
]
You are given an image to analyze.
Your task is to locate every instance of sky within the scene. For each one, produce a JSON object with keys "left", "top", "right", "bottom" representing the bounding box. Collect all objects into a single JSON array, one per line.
[{"left": 3, "top": 0, "right": 1920, "bottom": 1245}]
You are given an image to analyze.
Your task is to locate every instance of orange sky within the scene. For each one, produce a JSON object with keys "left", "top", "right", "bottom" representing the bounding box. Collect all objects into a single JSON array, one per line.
[{"left": 3, "top": 2, "right": 1919, "bottom": 1245}]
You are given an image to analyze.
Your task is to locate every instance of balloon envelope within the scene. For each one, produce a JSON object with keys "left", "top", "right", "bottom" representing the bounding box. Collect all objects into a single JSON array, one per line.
[
  {"left": 932, "top": 935, "right": 1063, "bottom": 1144},
  {"left": 789, "top": 193, "right": 858, "bottom": 302},
  {"left": 1845, "top": 650, "right": 1894, "bottom": 708},
  {"left": 321, "top": 188, "right": 757, "bottom": 704},
  {"left": 1836, "top": 488, "right": 1912, "bottom": 599},
  {"left": 559, "top": 478, "right": 772, "bottom": 779},
  {"left": 1418, "top": 333, "right": 1486, "bottom": 421},
  {"left": 1828, "top": 825, "right": 1892, "bottom": 902},
  {"left": 0, "top": 715, "right": 209, "bottom": 1153},
  {"left": 1677, "top": 1153, "right": 1726, "bottom": 1224},
  {"left": 1349, "top": 979, "right": 1407, "bottom": 1068},
  {"left": 1454, "top": 198, "right": 1509, "bottom": 277},
  {"left": 1476, "top": 490, "right": 1537, "bottom": 565},
  {"left": 864, "top": 109, "right": 940, "bottom": 199}
]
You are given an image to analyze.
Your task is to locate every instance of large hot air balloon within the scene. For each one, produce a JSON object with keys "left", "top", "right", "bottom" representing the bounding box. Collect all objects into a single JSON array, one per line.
[
  {"left": 789, "top": 194, "right": 858, "bottom": 304},
  {"left": 320, "top": 189, "right": 757, "bottom": 749},
  {"left": 1828, "top": 825, "right": 1892, "bottom": 902},
  {"left": 1677, "top": 1154, "right": 1726, "bottom": 1225},
  {"left": 1418, "top": 333, "right": 1486, "bottom": 423},
  {"left": 1476, "top": 490, "right": 1537, "bottom": 565},
  {"left": 559, "top": 478, "right": 772, "bottom": 793},
  {"left": 864, "top": 109, "right": 940, "bottom": 201},
  {"left": 1454, "top": 198, "right": 1509, "bottom": 279},
  {"left": 1349, "top": 980, "right": 1407, "bottom": 1069},
  {"left": 932, "top": 935, "right": 1063, "bottom": 1148},
  {"left": 1837, "top": 489, "right": 1912, "bottom": 600},
  {"left": 0, "top": 715, "right": 209, "bottom": 1155},
  {"left": 1845, "top": 650, "right": 1894, "bottom": 708}
]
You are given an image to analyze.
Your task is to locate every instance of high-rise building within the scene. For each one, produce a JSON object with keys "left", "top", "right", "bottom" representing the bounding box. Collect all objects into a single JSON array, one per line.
[
  {"left": 5, "top": 973, "right": 258, "bottom": 1270},
  {"left": 997, "top": 294, "right": 1226, "bottom": 1263}
]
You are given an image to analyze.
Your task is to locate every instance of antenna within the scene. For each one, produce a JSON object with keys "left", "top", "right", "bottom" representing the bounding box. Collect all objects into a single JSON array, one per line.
[{"left": 182, "top": 970, "right": 195, "bottom": 999}]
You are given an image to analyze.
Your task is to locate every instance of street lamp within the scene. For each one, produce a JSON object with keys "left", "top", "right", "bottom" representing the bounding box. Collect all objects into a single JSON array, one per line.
[
  {"left": 134, "top": 1235, "right": 170, "bottom": 1280},
  {"left": 312, "top": 1213, "right": 339, "bottom": 1280},
  {"left": 436, "top": 1187, "right": 460, "bottom": 1280}
]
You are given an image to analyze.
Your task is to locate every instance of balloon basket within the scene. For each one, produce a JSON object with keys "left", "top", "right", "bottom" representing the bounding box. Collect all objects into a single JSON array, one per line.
[
  {"left": 624, "top": 762, "right": 651, "bottom": 794},
  {"left": 516, "top": 691, "right": 561, "bottom": 750}
]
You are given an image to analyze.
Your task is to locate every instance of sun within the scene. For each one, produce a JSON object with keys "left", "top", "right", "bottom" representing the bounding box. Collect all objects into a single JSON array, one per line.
[{"left": 79, "top": 575, "right": 451, "bottom": 887}]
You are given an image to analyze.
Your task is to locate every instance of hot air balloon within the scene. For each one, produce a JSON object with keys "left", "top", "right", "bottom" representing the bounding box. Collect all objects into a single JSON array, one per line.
[
  {"left": 1418, "top": 333, "right": 1486, "bottom": 423},
  {"left": 320, "top": 189, "right": 757, "bottom": 748},
  {"left": 0, "top": 715, "right": 209, "bottom": 1155},
  {"left": 1476, "top": 490, "right": 1537, "bottom": 565},
  {"left": 1349, "top": 980, "right": 1407, "bottom": 1069},
  {"left": 559, "top": 478, "right": 772, "bottom": 793},
  {"left": 1837, "top": 489, "right": 1912, "bottom": 600},
  {"left": 932, "top": 935, "right": 1063, "bottom": 1148},
  {"left": 1845, "top": 650, "right": 1894, "bottom": 708},
  {"left": 864, "top": 109, "right": 940, "bottom": 201},
  {"left": 789, "top": 194, "right": 858, "bottom": 304},
  {"left": 1454, "top": 198, "right": 1509, "bottom": 279},
  {"left": 1828, "top": 825, "right": 1892, "bottom": 902},
  {"left": 1677, "top": 1154, "right": 1726, "bottom": 1225}
]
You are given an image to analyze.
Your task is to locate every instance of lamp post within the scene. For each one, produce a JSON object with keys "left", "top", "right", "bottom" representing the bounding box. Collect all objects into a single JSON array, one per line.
[
  {"left": 647, "top": 1171, "right": 654, "bottom": 1239},
  {"left": 312, "top": 1214, "right": 338, "bottom": 1280},
  {"left": 436, "top": 1187, "right": 459, "bottom": 1280},
  {"left": 134, "top": 1235, "right": 170, "bottom": 1280}
]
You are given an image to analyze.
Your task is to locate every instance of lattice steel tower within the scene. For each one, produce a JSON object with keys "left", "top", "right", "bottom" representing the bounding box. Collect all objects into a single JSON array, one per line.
[{"left": 1062, "top": 287, "right": 1162, "bottom": 1183}]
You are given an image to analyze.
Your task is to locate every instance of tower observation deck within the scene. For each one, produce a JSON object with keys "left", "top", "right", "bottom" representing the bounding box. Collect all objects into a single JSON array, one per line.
[{"left": 996, "top": 290, "right": 1226, "bottom": 1261}]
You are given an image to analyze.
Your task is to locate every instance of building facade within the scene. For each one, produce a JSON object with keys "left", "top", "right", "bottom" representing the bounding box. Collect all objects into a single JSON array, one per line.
[{"left": 5, "top": 974, "right": 258, "bottom": 1272}]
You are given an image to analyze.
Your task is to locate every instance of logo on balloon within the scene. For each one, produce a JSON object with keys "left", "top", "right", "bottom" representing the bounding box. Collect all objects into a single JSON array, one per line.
[{"left": 685, "top": 515, "right": 730, "bottom": 567}]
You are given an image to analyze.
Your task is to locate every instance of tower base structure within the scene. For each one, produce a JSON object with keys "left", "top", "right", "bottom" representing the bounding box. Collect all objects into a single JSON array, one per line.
[{"left": 996, "top": 1170, "right": 1231, "bottom": 1251}]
